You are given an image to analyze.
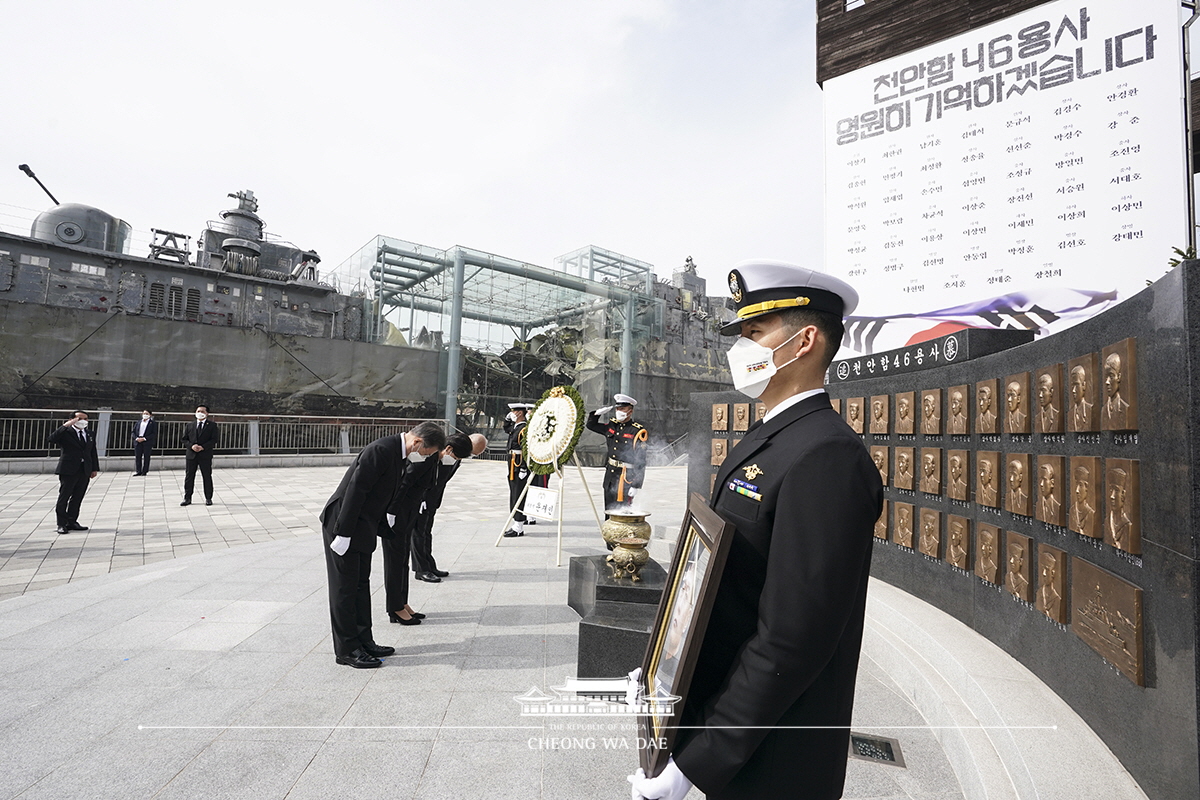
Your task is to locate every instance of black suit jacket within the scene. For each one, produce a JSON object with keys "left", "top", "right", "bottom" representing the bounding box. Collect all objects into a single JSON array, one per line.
[
  {"left": 424, "top": 459, "right": 461, "bottom": 512},
  {"left": 182, "top": 420, "right": 219, "bottom": 461},
  {"left": 132, "top": 418, "right": 158, "bottom": 446},
  {"left": 50, "top": 424, "right": 100, "bottom": 476},
  {"left": 385, "top": 457, "right": 438, "bottom": 537},
  {"left": 319, "top": 433, "right": 407, "bottom": 554},
  {"left": 673, "top": 393, "right": 883, "bottom": 799}
]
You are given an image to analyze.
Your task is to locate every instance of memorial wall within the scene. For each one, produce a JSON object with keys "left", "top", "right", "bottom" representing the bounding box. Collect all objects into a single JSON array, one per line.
[{"left": 688, "top": 262, "right": 1200, "bottom": 800}]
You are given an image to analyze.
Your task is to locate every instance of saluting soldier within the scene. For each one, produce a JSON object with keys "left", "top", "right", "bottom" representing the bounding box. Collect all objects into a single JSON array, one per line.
[
  {"left": 586, "top": 393, "right": 649, "bottom": 511},
  {"left": 502, "top": 403, "right": 547, "bottom": 537},
  {"left": 628, "top": 260, "right": 881, "bottom": 800}
]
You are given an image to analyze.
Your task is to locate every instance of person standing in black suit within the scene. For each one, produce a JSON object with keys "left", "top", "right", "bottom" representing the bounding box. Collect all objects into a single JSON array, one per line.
[
  {"left": 49, "top": 411, "right": 100, "bottom": 535},
  {"left": 319, "top": 421, "right": 446, "bottom": 667},
  {"left": 630, "top": 261, "right": 881, "bottom": 800},
  {"left": 181, "top": 405, "right": 219, "bottom": 506},
  {"left": 132, "top": 409, "right": 157, "bottom": 476},
  {"left": 410, "top": 432, "right": 488, "bottom": 583}
]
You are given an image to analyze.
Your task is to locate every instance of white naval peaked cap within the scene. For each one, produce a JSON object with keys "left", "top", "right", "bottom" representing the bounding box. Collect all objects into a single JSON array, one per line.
[
  {"left": 718, "top": 259, "right": 860, "bottom": 336},
  {"left": 613, "top": 394, "right": 637, "bottom": 406}
]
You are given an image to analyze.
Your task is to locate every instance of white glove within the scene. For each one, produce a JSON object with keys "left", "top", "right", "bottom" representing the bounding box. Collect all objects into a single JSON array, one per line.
[
  {"left": 329, "top": 536, "right": 351, "bottom": 556},
  {"left": 419, "top": 501, "right": 427, "bottom": 514},
  {"left": 627, "top": 487, "right": 637, "bottom": 498},
  {"left": 625, "top": 667, "right": 642, "bottom": 707},
  {"left": 386, "top": 513, "right": 396, "bottom": 528},
  {"left": 595, "top": 405, "right": 613, "bottom": 417},
  {"left": 505, "top": 411, "right": 516, "bottom": 422},
  {"left": 628, "top": 758, "right": 692, "bottom": 800}
]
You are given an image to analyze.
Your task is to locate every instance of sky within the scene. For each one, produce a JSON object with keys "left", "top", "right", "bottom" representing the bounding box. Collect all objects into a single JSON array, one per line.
[{"left": 1, "top": 1, "right": 823, "bottom": 293}]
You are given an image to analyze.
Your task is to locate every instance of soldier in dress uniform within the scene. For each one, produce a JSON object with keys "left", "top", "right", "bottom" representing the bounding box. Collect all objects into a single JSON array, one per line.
[
  {"left": 586, "top": 393, "right": 649, "bottom": 511},
  {"left": 629, "top": 260, "right": 881, "bottom": 800},
  {"left": 502, "top": 403, "right": 547, "bottom": 537}
]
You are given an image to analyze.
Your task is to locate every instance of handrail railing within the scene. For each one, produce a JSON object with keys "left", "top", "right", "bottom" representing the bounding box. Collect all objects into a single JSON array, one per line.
[{"left": 0, "top": 408, "right": 457, "bottom": 458}]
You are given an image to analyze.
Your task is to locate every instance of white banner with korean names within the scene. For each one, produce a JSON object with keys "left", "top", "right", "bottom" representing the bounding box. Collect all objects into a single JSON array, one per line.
[{"left": 823, "top": 0, "right": 1188, "bottom": 354}]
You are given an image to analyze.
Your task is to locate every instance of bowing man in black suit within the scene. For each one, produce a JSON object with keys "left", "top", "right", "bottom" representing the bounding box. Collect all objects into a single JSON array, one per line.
[
  {"left": 132, "top": 409, "right": 158, "bottom": 475},
  {"left": 49, "top": 411, "right": 101, "bottom": 535},
  {"left": 381, "top": 444, "right": 439, "bottom": 624},
  {"left": 319, "top": 421, "right": 445, "bottom": 668},
  {"left": 410, "top": 432, "right": 488, "bottom": 583},
  {"left": 181, "top": 405, "right": 219, "bottom": 506},
  {"left": 631, "top": 261, "right": 882, "bottom": 800}
]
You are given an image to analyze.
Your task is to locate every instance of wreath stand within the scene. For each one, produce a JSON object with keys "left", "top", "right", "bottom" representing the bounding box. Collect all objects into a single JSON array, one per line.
[{"left": 494, "top": 452, "right": 605, "bottom": 566}]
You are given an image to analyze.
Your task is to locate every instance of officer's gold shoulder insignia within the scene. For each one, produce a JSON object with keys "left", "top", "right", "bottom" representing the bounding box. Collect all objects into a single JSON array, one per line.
[
  {"left": 728, "top": 270, "right": 743, "bottom": 303},
  {"left": 743, "top": 463, "right": 763, "bottom": 480}
]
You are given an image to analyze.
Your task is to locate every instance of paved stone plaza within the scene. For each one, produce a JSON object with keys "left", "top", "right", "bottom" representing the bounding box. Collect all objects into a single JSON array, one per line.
[{"left": 0, "top": 462, "right": 1143, "bottom": 798}]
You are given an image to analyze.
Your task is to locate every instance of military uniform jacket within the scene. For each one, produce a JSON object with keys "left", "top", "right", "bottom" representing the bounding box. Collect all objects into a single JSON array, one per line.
[
  {"left": 673, "top": 392, "right": 883, "bottom": 799},
  {"left": 506, "top": 420, "right": 528, "bottom": 481},
  {"left": 584, "top": 416, "right": 648, "bottom": 484},
  {"left": 319, "top": 433, "right": 407, "bottom": 554}
]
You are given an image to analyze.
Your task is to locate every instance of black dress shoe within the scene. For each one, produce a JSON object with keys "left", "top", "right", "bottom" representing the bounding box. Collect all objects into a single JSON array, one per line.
[
  {"left": 67, "top": 523, "right": 89, "bottom": 531},
  {"left": 409, "top": 611, "right": 426, "bottom": 619},
  {"left": 205, "top": 499, "right": 213, "bottom": 506},
  {"left": 336, "top": 649, "right": 383, "bottom": 668},
  {"left": 361, "top": 642, "right": 395, "bottom": 657},
  {"left": 502, "top": 529, "right": 523, "bottom": 537},
  {"left": 416, "top": 571, "right": 442, "bottom": 583},
  {"left": 56, "top": 526, "right": 68, "bottom": 535},
  {"left": 180, "top": 500, "right": 191, "bottom": 506},
  {"left": 388, "top": 611, "right": 421, "bottom": 625},
  {"left": 431, "top": 569, "right": 450, "bottom": 578}
]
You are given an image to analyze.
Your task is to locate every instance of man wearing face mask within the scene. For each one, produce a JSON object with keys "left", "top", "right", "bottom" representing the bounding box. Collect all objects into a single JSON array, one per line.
[
  {"left": 49, "top": 411, "right": 100, "bottom": 534},
  {"left": 502, "top": 402, "right": 546, "bottom": 537},
  {"left": 180, "top": 405, "right": 219, "bottom": 506},
  {"left": 629, "top": 261, "right": 881, "bottom": 800},
  {"left": 132, "top": 410, "right": 158, "bottom": 476},
  {"left": 586, "top": 393, "right": 649, "bottom": 512},
  {"left": 411, "top": 432, "right": 489, "bottom": 582},
  {"left": 320, "top": 421, "right": 446, "bottom": 667}
]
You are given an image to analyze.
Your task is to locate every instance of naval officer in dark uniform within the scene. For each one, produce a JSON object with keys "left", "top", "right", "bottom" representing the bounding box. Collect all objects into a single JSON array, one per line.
[
  {"left": 502, "top": 402, "right": 547, "bottom": 537},
  {"left": 585, "top": 393, "right": 648, "bottom": 510},
  {"left": 630, "top": 261, "right": 882, "bottom": 800}
]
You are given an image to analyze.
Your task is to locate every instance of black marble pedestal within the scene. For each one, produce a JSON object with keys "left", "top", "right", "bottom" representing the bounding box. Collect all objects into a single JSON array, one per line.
[{"left": 567, "top": 554, "right": 666, "bottom": 679}]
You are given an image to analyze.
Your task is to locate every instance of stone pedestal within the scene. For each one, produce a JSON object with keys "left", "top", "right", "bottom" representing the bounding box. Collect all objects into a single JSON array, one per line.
[{"left": 567, "top": 554, "right": 666, "bottom": 678}]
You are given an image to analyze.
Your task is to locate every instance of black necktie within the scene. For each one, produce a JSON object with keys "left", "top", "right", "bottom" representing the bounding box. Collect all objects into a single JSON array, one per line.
[{"left": 78, "top": 429, "right": 85, "bottom": 444}]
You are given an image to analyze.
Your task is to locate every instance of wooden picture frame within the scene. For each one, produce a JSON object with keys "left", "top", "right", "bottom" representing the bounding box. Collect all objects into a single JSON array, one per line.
[{"left": 638, "top": 493, "right": 736, "bottom": 777}]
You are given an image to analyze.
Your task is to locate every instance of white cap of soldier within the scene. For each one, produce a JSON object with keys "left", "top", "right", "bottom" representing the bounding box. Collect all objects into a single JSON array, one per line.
[
  {"left": 613, "top": 394, "right": 637, "bottom": 406},
  {"left": 718, "top": 259, "right": 859, "bottom": 336}
]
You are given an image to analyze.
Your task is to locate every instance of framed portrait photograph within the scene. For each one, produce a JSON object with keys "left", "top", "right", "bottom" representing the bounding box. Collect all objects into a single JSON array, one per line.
[{"left": 638, "top": 493, "right": 735, "bottom": 777}]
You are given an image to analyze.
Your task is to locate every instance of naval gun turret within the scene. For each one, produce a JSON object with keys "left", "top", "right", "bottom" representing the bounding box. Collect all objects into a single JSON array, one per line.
[{"left": 197, "top": 190, "right": 321, "bottom": 281}]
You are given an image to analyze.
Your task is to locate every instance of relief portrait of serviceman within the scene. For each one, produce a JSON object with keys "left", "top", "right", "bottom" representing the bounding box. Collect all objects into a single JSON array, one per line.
[
  {"left": 948, "top": 385, "right": 968, "bottom": 434},
  {"left": 896, "top": 391, "right": 915, "bottom": 434},
  {"left": 921, "top": 390, "right": 940, "bottom": 435},
  {"left": 1005, "top": 373, "right": 1030, "bottom": 434},
  {"left": 1067, "top": 356, "right": 1098, "bottom": 432},
  {"left": 976, "top": 379, "right": 999, "bottom": 434},
  {"left": 1036, "top": 366, "right": 1063, "bottom": 433}
]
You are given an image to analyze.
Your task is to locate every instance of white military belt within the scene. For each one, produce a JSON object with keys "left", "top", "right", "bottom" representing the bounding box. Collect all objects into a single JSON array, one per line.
[
  {"left": 510, "top": 449, "right": 522, "bottom": 455},
  {"left": 607, "top": 458, "right": 635, "bottom": 469}
]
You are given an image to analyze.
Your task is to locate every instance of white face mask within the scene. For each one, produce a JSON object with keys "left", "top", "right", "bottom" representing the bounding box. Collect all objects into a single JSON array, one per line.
[
  {"left": 441, "top": 454, "right": 458, "bottom": 466},
  {"left": 725, "top": 329, "right": 803, "bottom": 399},
  {"left": 615, "top": 410, "right": 630, "bottom": 422},
  {"left": 142, "top": 414, "right": 151, "bottom": 421},
  {"left": 75, "top": 420, "right": 89, "bottom": 430},
  {"left": 408, "top": 451, "right": 426, "bottom": 463},
  {"left": 195, "top": 412, "right": 207, "bottom": 420}
]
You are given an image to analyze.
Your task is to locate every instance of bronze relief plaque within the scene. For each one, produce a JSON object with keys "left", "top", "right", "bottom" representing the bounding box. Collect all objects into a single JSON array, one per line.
[
  {"left": 895, "top": 391, "right": 916, "bottom": 434},
  {"left": 870, "top": 446, "right": 889, "bottom": 487},
  {"left": 755, "top": 402, "right": 766, "bottom": 422},
  {"left": 1067, "top": 353, "right": 1100, "bottom": 432},
  {"left": 975, "top": 523, "right": 1001, "bottom": 584},
  {"left": 1072, "top": 557, "right": 1144, "bottom": 685},
  {"left": 732, "top": 403, "right": 750, "bottom": 432},
  {"left": 874, "top": 500, "right": 889, "bottom": 540},
  {"left": 946, "top": 515, "right": 970, "bottom": 569},
  {"left": 918, "top": 508, "right": 941, "bottom": 558},
  {"left": 710, "top": 439, "right": 727, "bottom": 466},
  {"left": 1005, "top": 453, "right": 1032, "bottom": 517},
  {"left": 893, "top": 502, "right": 914, "bottom": 548},
  {"left": 1004, "top": 531, "right": 1033, "bottom": 602},
  {"left": 1100, "top": 338, "right": 1138, "bottom": 431},
  {"left": 919, "top": 447, "right": 941, "bottom": 495},
  {"left": 711, "top": 404, "right": 729, "bottom": 432},
  {"left": 921, "top": 388, "right": 942, "bottom": 435},
  {"left": 976, "top": 451, "right": 1000, "bottom": 508},
  {"left": 869, "top": 395, "right": 890, "bottom": 435},
  {"left": 1036, "top": 455, "right": 1065, "bottom": 526},
  {"left": 1104, "top": 458, "right": 1140, "bottom": 554},
  {"left": 1036, "top": 544, "right": 1068, "bottom": 624},
  {"left": 975, "top": 378, "right": 999, "bottom": 434},
  {"left": 1034, "top": 364, "right": 1064, "bottom": 434},
  {"left": 1004, "top": 372, "right": 1031, "bottom": 434},
  {"left": 831, "top": 398, "right": 841, "bottom": 414},
  {"left": 1069, "top": 456, "right": 1103, "bottom": 538},
  {"left": 947, "top": 450, "right": 970, "bottom": 501},
  {"left": 894, "top": 446, "right": 915, "bottom": 490},
  {"left": 947, "top": 385, "right": 969, "bottom": 434},
  {"left": 846, "top": 397, "right": 865, "bottom": 434}
]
